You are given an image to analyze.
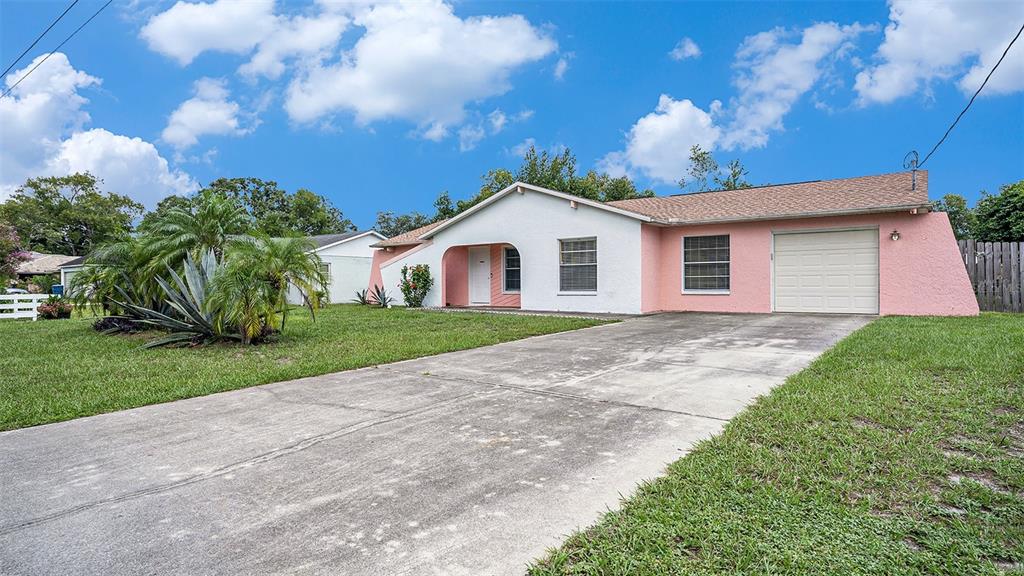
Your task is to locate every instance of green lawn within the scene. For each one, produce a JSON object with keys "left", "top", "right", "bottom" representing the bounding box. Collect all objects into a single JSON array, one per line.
[
  {"left": 0, "top": 305, "right": 605, "bottom": 431},
  {"left": 530, "top": 314, "right": 1024, "bottom": 576}
]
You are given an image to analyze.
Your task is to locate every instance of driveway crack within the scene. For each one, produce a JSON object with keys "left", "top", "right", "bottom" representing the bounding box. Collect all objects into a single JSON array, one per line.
[{"left": 0, "top": 391, "right": 484, "bottom": 537}]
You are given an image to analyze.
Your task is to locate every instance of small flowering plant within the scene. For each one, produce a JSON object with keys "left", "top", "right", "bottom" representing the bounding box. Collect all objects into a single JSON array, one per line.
[
  {"left": 399, "top": 264, "right": 433, "bottom": 307},
  {"left": 1, "top": 224, "right": 31, "bottom": 287},
  {"left": 37, "top": 295, "right": 73, "bottom": 320}
]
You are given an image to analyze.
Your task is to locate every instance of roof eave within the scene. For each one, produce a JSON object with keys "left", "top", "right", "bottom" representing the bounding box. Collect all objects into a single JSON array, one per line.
[{"left": 656, "top": 203, "right": 933, "bottom": 226}]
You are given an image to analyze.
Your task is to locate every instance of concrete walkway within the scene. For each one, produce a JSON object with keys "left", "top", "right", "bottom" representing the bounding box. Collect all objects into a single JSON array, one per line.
[{"left": 0, "top": 313, "right": 870, "bottom": 575}]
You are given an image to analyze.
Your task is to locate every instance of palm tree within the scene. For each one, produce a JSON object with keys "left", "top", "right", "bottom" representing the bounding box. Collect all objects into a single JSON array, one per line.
[
  {"left": 226, "top": 235, "right": 326, "bottom": 331},
  {"left": 142, "top": 192, "right": 250, "bottom": 270},
  {"left": 70, "top": 237, "right": 164, "bottom": 315},
  {"left": 207, "top": 263, "right": 278, "bottom": 345}
]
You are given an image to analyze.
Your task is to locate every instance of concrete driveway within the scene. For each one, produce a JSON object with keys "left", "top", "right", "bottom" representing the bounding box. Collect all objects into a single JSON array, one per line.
[{"left": 0, "top": 313, "right": 869, "bottom": 575}]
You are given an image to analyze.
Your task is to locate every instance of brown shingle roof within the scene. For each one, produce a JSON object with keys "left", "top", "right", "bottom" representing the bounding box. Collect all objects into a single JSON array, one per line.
[
  {"left": 371, "top": 219, "right": 448, "bottom": 247},
  {"left": 607, "top": 171, "right": 930, "bottom": 224}
]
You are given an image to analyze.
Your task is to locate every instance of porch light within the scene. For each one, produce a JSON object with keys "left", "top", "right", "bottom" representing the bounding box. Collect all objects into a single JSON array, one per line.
[{"left": 890, "top": 230, "right": 900, "bottom": 241}]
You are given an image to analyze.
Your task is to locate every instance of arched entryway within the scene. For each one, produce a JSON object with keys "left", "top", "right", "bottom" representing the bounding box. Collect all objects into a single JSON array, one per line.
[{"left": 441, "top": 243, "right": 521, "bottom": 309}]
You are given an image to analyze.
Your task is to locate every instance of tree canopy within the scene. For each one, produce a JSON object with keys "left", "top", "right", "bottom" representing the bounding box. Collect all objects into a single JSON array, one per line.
[
  {"left": 932, "top": 180, "right": 1023, "bottom": 241},
  {"left": 0, "top": 173, "right": 143, "bottom": 256},
  {"left": 146, "top": 178, "right": 355, "bottom": 238},
  {"left": 678, "top": 145, "right": 753, "bottom": 192},
  {"left": 374, "top": 145, "right": 656, "bottom": 237}
]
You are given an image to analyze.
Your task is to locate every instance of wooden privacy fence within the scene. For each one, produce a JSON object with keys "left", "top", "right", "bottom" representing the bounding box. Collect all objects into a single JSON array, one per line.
[
  {"left": 0, "top": 294, "right": 49, "bottom": 320},
  {"left": 958, "top": 240, "right": 1024, "bottom": 313}
]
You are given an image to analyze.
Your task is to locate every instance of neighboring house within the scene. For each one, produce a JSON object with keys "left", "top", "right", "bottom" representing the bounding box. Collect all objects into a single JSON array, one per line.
[
  {"left": 287, "top": 230, "right": 387, "bottom": 305},
  {"left": 17, "top": 252, "right": 79, "bottom": 280},
  {"left": 59, "top": 257, "right": 85, "bottom": 292},
  {"left": 368, "top": 170, "right": 978, "bottom": 316}
]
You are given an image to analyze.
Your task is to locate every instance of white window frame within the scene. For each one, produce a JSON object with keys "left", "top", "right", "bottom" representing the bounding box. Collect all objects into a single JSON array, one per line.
[
  {"left": 681, "top": 235, "right": 730, "bottom": 294},
  {"left": 502, "top": 246, "right": 521, "bottom": 294},
  {"left": 558, "top": 237, "right": 597, "bottom": 294},
  {"left": 320, "top": 262, "right": 331, "bottom": 282}
]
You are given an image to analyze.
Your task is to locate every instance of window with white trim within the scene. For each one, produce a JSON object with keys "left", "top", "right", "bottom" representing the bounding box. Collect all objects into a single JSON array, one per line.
[
  {"left": 320, "top": 262, "right": 331, "bottom": 282},
  {"left": 559, "top": 238, "right": 597, "bottom": 292},
  {"left": 683, "top": 235, "right": 729, "bottom": 292},
  {"left": 503, "top": 247, "right": 521, "bottom": 293}
]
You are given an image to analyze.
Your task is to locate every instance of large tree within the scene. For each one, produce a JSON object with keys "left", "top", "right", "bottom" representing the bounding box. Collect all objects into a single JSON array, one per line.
[
  {"left": 0, "top": 173, "right": 143, "bottom": 256},
  {"left": 150, "top": 178, "right": 356, "bottom": 237},
  {"left": 973, "top": 180, "right": 1024, "bottom": 241},
  {"left": 932, "top": 193, "right": 976, "bottom": 240}
]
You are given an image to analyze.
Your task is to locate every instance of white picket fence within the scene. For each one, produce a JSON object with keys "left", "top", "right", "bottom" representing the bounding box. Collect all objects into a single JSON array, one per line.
[{"left": 0, "top": 294, "right": 49, "bottom": 320}]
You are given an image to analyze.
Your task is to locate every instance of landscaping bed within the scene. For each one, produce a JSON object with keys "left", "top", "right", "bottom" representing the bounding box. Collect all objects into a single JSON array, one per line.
[
  {"left": 0, "top": 304, "right": 605, "bottom": 430},
  {"left": 530, "top": 314, "right": 1024, "bottom": 575}
]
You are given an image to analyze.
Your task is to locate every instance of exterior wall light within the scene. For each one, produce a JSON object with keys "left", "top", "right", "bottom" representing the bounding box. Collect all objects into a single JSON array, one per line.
[{"left": 890, "top": 230, "right": 900, "bottom": 241}]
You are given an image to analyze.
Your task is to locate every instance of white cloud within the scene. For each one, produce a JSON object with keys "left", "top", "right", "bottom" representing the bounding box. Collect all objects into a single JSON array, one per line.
[
  {"left": 238, "top": 12, "right": 350, "bottom": 79},
  {"left": 0, "top": 53, "right": 195, "bottom": 205},
  {"left": 285, "top": 1, "right": 557, "bottom": 137},
  {"left": 602, "top": 22, "right": 871, "bottom": 182},
  {"left": 598, "top": 95, "right": 721, "bottom": 183},
  {"left": 140, "top": 0, "right": 277, "bottom": 65},
  {"left": 722, "top": 22, "right": 871, "bottom": 149},
  {"left": 457, "top": 124, "right": 486, "bottom": 152},
  {"left": 162, "top": 78, "right": 252, "bottom": 149},
  {"left": 669, "top": 37, "right": 701, "bottom": 60},
  {"left": 553, "top": 53, "right": 572, "bottom": 80},
  {"left": 488, "top": 109, "right": 507, "bottom": 133},
  {"left": 510, "top": 137, "right": 536, "bottom": 157},
  {"left": 0, "top": 53, "right": 99, "bottom": 193},
  {"left": 46, "top": 129, "right": 197, "bottom": 207},
  {"left": 855, "top": 0, "right": 1024, "bottom": 105}
]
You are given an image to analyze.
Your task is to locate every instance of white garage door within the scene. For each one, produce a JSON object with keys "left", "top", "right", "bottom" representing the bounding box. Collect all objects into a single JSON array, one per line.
[{"left": 773, "top": 229, "right": 879, "bottom": 314}]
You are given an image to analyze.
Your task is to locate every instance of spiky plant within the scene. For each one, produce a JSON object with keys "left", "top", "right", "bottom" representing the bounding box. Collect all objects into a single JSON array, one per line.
[
  {"left": 352, "top": 288, "right": 370, "bottom": 305},
  {"left": 369, "top": 284, "right": 394, "bottom": 308}
]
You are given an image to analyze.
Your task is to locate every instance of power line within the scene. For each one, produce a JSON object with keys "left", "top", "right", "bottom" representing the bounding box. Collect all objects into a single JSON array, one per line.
[
  {"left": 918, "top": 21, "right": 1024, "bottom": 168},
  {"left": 0, "top": 0, "right": 112, "bottom": 100},
  {"left": 0, "top": 0, "right": 80, "bottom": 79}
]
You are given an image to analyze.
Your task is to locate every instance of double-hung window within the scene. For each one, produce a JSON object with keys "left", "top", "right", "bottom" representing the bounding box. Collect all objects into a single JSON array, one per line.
[
  {"left": 559, "top": 238, "right": 597, "bottom": 292},
  {"left": 503, "top": 247, "right": 521, "bottom": 293},
  {"left": 682, "top": 235, "right": 730, "bottom": 292}
]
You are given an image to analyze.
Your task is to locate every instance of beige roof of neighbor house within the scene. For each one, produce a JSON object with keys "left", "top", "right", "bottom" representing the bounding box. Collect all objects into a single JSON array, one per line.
[
  {"left": 371, "top": 219, "right": 448, "bottom": 247},
  {"left": 607, "top": 171, "right": 931, "bottom": 224},
  {"left": 17, "top": 252, "right": 80, "bottom": 275}
]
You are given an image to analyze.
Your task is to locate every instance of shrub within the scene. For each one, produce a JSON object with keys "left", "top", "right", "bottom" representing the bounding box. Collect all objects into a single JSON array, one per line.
[
  {"left": 92, "top": 316, "right": 144, "bottom": 334},
  {"left": 399, "top": 264, "right": 433, "bottom": 307},
  {"left": 37, "top": 296, "right": 72, "bottom": 320}
]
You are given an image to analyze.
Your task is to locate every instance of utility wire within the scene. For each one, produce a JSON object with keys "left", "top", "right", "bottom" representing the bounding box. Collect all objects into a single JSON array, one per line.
[
  {"left": 0, "top": 0, "right": 112, "bottom": 100},
  {"left": 919, "top": 21, "right": 1024, "bottom": 168},
  {"left": 0, "top": 0, "right": 80, "bottom": 79}
]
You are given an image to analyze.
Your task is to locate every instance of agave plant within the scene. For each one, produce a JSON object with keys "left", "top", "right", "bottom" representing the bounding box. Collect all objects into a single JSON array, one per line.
[
  {"left": 352, "top": 288, "right": 370, "bottom": 305},
  {"left": 111, "top": 251, "right": 240, "bottom": 348},
  {"left": 369, "top": 284, "right": 394, "bottom": 308}
]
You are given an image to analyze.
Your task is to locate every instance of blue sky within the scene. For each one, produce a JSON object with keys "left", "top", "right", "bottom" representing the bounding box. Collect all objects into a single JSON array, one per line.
[{"left": 1, "top": 0, "right": 1022, "bottom": 229}]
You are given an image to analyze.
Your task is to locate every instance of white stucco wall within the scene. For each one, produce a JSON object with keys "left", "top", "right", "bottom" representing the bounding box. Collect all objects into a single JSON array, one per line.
[
  {"left": 380, "top": 189, "right": 644, "bottom": 314},
  {"left": 288, "top": 233, "right": 381, "bottom": 305}
]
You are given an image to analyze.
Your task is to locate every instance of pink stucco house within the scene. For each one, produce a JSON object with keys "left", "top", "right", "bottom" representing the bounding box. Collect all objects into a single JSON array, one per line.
[{"left": 368, "top": 170, "right": 978, "bottom": 316}]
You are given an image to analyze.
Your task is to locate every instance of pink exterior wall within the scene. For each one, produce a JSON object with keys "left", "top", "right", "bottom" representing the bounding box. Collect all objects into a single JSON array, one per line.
[
  {"left": 368, "top": 245, "right": 414, "bottom": 292},
  {"left": 640, "top": 224, "right": 662, "bottom": 313},
  {"left": 441, "top": 246, "right": 469, "bottom": 307},
  {"left": 490, "top": 244, "right": 522, "bottom": 308},
  {"left": 649, "top": 211, "right": 977, "bottom": 316}
]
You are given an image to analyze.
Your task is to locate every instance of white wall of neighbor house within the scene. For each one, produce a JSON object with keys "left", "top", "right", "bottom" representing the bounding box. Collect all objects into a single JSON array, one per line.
[
  {"left": 380, "top": 189, "right": 644, "bottom": 314},
  {"left": 287, "top": 233, "right": 380, "bottom": 305},
  {"left": 60, "top": 266, "right": 83, "bottom": 294}
]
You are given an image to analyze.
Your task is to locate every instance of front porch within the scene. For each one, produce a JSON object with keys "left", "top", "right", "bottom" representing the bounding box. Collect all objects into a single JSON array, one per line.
[{"left": 441, "top": 243, "right": 521, "bottom": 309}]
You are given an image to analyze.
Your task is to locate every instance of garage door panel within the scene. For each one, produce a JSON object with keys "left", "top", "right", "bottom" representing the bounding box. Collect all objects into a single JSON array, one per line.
[{"left": 773, "top": 229, "right": 878, "bottom": 314}]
